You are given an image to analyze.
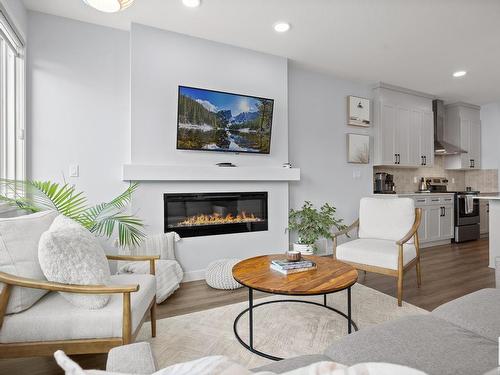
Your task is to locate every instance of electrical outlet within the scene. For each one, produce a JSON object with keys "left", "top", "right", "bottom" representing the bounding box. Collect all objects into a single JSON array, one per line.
[
  {"left": 69, "top": 164, "right": 79, "bottom": 178},
  {"left": 352, "top": 169, "right": 361, "bottom": 179},
  {"left": 413, "top": 176, "right": 418, "bottom": 184},
  {"left": 452, "top": 178, "right": 455, "bottom": 184}
]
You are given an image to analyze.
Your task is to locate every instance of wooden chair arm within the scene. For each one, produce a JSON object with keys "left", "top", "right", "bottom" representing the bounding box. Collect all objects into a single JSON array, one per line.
[
  {"left": 0, "top": 271, "right": 139, "bottom": 294},
  {"left": 106, "top": 255, "right": 159, "bottom": 276},
  {"left": 396, "top": 208, "right": 422, "bottom": 245},
  {"left": 332, "top": 219, "right": 359, "bottom": 239}
]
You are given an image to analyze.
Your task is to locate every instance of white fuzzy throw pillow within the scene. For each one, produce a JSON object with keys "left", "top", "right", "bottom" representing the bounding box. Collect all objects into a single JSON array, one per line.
[{"left": 39, "top": 215, "right": 111, "bottom": 309}]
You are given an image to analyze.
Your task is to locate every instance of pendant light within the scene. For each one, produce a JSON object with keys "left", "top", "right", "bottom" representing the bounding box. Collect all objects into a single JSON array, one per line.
[{"left": 82, "top": 0, "right": 134, "bottom": 13}]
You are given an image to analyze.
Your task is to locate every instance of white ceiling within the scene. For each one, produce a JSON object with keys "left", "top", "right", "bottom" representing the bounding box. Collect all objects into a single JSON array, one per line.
[{"left": 22, "top": 0, "right": 500, "bottom": 105}]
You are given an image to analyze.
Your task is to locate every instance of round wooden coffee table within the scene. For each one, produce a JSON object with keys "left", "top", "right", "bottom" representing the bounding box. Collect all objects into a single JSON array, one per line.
[{"left": 232, "top": 254, "right": 358, "bottom": 361}]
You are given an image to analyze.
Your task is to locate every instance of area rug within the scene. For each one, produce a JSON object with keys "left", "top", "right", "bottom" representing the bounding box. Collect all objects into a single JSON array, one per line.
[{"left": 137, "top": 284, "right": 427, "bottom": 369}]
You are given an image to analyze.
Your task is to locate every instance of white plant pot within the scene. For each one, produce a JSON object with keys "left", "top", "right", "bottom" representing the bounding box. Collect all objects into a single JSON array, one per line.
[{"left": 293, "top": 243, "right": 314, "bottom": 255}]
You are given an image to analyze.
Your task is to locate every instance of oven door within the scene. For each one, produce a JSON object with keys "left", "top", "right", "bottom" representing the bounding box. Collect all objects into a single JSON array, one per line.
[{"left": 456, "top": 195, "right": 480, "bottom": 226}]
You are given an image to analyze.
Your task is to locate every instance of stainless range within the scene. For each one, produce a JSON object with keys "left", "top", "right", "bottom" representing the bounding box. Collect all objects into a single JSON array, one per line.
[
  {"left": 453, "top": 191, "right": 480, "bottom": 242},
  {"left": 424, "top": 177, "right": 480, "bottom": 243}
]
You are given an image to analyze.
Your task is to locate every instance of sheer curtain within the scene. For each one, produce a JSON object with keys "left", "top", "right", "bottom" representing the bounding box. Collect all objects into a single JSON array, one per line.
[{"left": 0, "top": 7, "right": 25, "bottom": 216}]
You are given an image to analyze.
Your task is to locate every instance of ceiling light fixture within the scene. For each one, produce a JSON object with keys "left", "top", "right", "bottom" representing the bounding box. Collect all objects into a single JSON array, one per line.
[
  {"left": 82, "top": 0, "right": 134, "bottom": 13},
  {"left": 453, "top": 70, "right": 467, "bottom": 78},
  {"left": 182, "top": 0, "right": 201, "bottom": 8},
  {"left": 274, "top": 22, "right": 290, "bottom": 33}
]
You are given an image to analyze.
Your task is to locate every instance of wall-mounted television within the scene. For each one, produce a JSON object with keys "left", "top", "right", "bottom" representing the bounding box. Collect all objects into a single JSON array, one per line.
[{"left": 176, "top": 86, "right": 274, "bottom": 154}]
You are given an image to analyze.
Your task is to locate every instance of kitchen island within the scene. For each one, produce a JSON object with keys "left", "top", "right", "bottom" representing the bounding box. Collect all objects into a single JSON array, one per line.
[{"left": 474, "top": 196, "right": 500, "bottom": 268}]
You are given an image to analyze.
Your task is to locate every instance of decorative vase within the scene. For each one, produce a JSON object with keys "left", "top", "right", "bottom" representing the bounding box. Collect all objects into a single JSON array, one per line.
[
  {"left": 293, "top": 243, "right": 314, "bottom": 255},
  {"left": 286, "top": 250, "right": 301, "bottom": 262}
]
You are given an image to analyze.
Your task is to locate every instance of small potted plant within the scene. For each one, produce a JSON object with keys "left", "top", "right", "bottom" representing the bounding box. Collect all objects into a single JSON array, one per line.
[{"left": 288, "top": 201, "right": 346, "bottom": 255}]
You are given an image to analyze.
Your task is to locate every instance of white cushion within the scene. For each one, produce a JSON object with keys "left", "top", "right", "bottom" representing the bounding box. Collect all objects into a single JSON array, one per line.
[
  {"left": 118, "top": 259, "right": 183, "bottom": 304},
  {"left": 0, "top": 210, "right": 58, "bottom": 314},
  {"left": 0, "top": 274, "right": 156, "bottom": 343},
  {"left": 336, "top": 239, "right": 416, "bottom": 270},
  {"left": 358, "top": 198, "right": 415, "bottom": 243},
  {"left": 38, "top": 215, "right": 112, "bottom": 309}
]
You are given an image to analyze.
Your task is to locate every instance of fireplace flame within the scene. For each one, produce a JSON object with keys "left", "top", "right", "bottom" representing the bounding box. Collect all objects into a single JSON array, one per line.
[{"left": 173, "top": 211, "right": 264, "bottom": 227}]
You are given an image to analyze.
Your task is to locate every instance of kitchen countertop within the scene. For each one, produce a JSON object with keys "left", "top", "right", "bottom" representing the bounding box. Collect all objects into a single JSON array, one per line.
[{"left": 373, "top": 192, "right": 455, "bottom": 196}]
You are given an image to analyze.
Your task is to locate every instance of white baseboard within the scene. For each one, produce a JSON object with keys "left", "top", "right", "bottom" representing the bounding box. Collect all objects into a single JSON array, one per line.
[{"left": 182, "top": 269, "right": 206, "bottom": 282}]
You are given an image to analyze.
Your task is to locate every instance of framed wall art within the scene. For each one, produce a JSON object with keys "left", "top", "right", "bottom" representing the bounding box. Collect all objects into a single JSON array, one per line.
[
  {"left": 347, "top": 96, "right": 370, "bottom": 127},
  {"left": 347, "top": 133, "right": 370, "bottom": 164}
]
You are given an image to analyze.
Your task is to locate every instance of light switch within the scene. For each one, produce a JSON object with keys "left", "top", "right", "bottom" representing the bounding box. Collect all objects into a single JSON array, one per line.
[
  {"left": 413, "top": 177, "right": 418, "bottom": 184},
  {"left": 69, "top": 164, "right": 79, "bottom": 178},
  {"left": 352, "top": 169, "right": 361, "bottom": 179}
]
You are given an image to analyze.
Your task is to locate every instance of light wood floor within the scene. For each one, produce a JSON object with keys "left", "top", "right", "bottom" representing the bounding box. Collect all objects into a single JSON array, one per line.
[{"left": 0, "top": 238, "right": 494, "bottom": 374}]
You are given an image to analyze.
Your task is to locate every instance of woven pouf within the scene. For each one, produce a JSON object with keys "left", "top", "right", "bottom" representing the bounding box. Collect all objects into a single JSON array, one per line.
[{"left": 205, "top": 259, "right": 242, "bottom": 290}]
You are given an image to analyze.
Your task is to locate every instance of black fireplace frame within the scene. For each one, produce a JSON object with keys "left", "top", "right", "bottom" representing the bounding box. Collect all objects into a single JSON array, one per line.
[{"left": 164, "top": 192, "right": 268, "bottom": 238}]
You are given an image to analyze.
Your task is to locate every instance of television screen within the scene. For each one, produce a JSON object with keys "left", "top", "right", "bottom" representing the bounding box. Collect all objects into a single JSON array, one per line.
[{"left": 177, "top": 86, "right": 274, "bottom": 154}]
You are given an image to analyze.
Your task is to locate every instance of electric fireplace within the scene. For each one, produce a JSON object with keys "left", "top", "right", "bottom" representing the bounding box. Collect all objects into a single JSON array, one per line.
[{"left": 164, "top": 192, "right": 268, "bottom": 238}]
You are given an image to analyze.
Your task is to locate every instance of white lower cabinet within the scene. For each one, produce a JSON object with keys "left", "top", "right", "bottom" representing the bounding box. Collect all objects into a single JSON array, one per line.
[
  {"left": 406, "top": 194, "right": 454, "bottom": 246},
  {"left": 480, "top": 200, "right": 490, "bottom": 235}
]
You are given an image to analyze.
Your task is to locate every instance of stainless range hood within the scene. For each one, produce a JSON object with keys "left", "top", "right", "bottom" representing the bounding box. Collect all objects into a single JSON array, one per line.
[{"left": 433, "top": 99, "right": 466, "bottom": 155}]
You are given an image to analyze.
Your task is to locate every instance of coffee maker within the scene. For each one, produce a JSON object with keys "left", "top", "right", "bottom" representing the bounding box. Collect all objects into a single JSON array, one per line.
[{"left": 374, "top": 173, "right": 396, "bottom": 194}]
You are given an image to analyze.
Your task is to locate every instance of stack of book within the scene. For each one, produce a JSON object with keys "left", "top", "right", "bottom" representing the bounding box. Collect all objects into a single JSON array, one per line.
[{"left": 270, "top": 259, "right": 317, "bottom": 275}]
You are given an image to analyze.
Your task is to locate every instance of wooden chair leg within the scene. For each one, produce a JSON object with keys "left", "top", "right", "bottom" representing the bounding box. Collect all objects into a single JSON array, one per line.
[
  {"left": 416, "top": 257, "right": 422, "bottom": 288},
  {"left": 122, "top": 292, "right": 132, "bottom": 344},
  {"left": 397, "top": 272, "right": 403, "bottom": 307},
  {"left": 150, "top": 299, "right": 157, "bottom": 338},
  {"left": 397, "top": 245, "right": 404, "bottom": 307}
]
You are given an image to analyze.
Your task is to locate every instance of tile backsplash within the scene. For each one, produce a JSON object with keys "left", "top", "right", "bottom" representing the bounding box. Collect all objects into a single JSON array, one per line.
[{"left": 374, "top": 156, "right": 498, "bottom": 193}]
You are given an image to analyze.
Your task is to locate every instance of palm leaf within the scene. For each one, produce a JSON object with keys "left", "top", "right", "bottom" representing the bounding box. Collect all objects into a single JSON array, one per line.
[{"left": 0, "top": 179, "right": 145, "bottom": 248}]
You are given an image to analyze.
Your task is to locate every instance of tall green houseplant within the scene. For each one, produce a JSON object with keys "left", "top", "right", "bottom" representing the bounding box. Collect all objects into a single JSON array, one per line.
[
  {"left": 0, "top": 179, "right": 145, "bottom": 248},
  {"left": 288, "top": 201, "right": 346, "bottom": 253}
]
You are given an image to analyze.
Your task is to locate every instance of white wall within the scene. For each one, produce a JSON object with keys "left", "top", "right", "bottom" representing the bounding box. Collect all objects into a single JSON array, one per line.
[
  {"left": 480, "top": 103, "right": 500, "bottom": 188},
  {"left": 28, "top": 12, "right": 130, "bottom": 204},
  {"left": 130, "top": 24, "right": 290, "bottom": 278},
  {"left": 130, "top": 23, "right": 288, "bottom": 167},
  {"left": 288, "top": 63, "right": 373, "bottom": 250}
]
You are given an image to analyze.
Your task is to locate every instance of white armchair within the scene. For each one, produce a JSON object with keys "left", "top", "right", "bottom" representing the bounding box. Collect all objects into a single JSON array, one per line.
[
  {"left": 332, "top": 197, "right": 422, "bottom": 306},
  {"left": 0, "top": 212, "right": 157, "bottom": 359}
]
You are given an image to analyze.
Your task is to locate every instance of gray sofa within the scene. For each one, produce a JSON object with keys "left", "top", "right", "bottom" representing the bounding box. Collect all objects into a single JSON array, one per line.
[
  {"left": 253, "top": 288, "right": 500, "bottom": 375},
  {"left": 103, "top": 288, "right": 499, "bottom": 375}
]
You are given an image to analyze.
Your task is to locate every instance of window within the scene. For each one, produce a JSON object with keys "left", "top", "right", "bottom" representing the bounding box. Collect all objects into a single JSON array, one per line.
[{"left": 0, "top": 7, "right": 25, "bottom": 182}]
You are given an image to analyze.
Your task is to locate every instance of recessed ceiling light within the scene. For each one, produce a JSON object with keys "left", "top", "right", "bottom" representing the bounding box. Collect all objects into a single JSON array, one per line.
[
  {"left": 453, "top": 70, "right": 467, "bottom": 78},
  {"left": 182, "top": 0, "right": 201, "bottom": 8},
  {"left": 274, "top": 22, "right": 290, "bottom": 33},
  {"left": 82, "top": 0, "right": 134, "bottom": 13}
]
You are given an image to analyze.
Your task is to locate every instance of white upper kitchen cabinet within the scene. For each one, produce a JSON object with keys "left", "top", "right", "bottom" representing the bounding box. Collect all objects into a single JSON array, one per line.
[
  {"left": 373, "top": 83, "right": 434, "bottom": 167},
  {"left": 444, "top": 103, "right": 481, "bottom": 170}
]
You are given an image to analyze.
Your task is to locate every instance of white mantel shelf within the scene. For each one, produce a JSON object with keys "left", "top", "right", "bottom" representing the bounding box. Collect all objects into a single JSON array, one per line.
[{"left": 122, "top": 164, "right": 301, "bottom": 182}]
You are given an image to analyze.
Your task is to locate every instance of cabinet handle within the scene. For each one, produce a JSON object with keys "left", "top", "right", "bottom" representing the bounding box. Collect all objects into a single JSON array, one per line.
[
  {"left": 398, "top": 154, "right": 401, "bottom": 164},
  {"left": 395, "top": 154, "right": 398, "bottom": 165},
  {"left": 416, "top": 199, "right": 425, "bottom": 203},
  {"left": 424, "top": 156, "right": 427, "bottom": 165},
  {"left": 472, "top": 159, "right": 475, "bottom": 168},
  {"left": 470, "top": 159, "right": 474, "bottom": 168}
]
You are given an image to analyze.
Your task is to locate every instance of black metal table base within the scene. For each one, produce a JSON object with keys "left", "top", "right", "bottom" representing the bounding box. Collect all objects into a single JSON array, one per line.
[{"left": 233, "top": 286, "right": 357, "bottom": 361}]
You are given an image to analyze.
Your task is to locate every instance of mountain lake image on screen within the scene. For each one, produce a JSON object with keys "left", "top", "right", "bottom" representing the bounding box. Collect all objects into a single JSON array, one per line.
[{"left": 176, "top": 86, "right": 274, "bottom": 154}]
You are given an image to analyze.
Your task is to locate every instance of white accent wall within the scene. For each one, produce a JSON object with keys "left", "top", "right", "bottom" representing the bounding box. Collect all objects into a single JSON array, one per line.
[
  {"left": 129, "top": 24, "right": 289, "bottom": 279},
  {"left": 480, "top": 103, "right": 500, "bottom": 189}
]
